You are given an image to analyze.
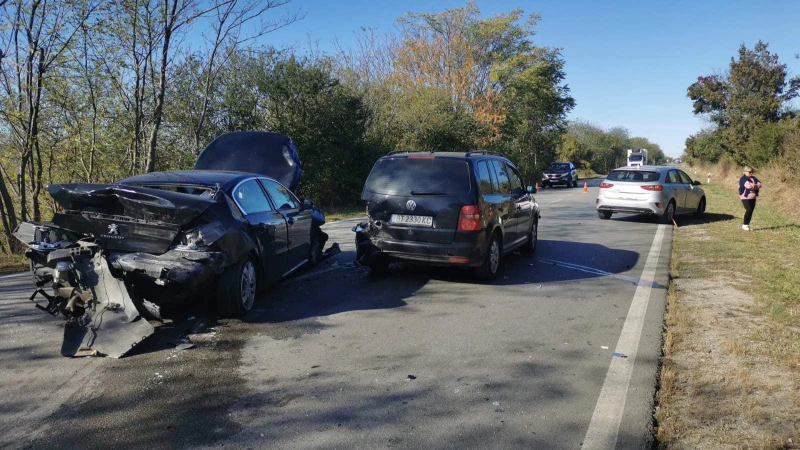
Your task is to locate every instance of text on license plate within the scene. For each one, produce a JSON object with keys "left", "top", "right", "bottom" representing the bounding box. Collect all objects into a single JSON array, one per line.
[{"left": 390, "top": 214, "right": 433, "bottom": 227}]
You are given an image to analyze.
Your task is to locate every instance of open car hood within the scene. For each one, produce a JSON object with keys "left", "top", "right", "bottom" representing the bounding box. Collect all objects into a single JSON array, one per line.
[{"left": 194, "top": 131, "right": 303, "bottom": 193}]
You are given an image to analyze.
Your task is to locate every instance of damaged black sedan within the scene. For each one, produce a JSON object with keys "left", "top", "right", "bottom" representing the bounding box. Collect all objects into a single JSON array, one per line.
[{"left": 13, "top": 132, "right": 334, "bottom": 357}]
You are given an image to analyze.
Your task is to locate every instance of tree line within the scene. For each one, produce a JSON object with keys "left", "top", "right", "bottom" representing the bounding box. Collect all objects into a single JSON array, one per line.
[
  {"left": 556, "top": 121, "right": 667, "bottom": 174},
  {"left": 684, "top": 41, "right": 800, "bottom": 176},
  {"left": 0, "top": 0, "right": 664, "bottom": 253}
]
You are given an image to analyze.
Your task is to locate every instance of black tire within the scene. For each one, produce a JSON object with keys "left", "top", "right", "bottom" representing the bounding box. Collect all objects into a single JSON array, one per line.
[
  {"left": 661, "top": 201, "right": 676, "bottom": 224},
  {"left": 368, "top": 255, "right": 391, "bottom": 275},
  {"left": 694, "top": 197, "right": 706, "bottom": 217},
  {"left": 572, "top": 177, "right": 578, "bottom": 188},
  {"left": 308, "top": 229, "right": 322, "bottom": 268},
  {"left": 598, "top": 210, "right": 612, "bottom": 220},
  {"left": 475, "top": 233, "right": 502, "bottom": 281},
  {"left": 216, "top": 256, "right": 258, "bottom": 317},
  {"left": 520, "top": 217, "right": 538, "bottom": 255}
]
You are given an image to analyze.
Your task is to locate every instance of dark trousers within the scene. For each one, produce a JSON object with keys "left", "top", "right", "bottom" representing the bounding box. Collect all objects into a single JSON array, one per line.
[{"left": 742, "top": 199, "right": 757, "bottom": 225}]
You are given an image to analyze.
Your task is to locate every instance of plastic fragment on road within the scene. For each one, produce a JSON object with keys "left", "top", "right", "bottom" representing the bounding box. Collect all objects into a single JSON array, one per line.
[
  {"left": 610, "top": 352, "right": 628, "bottom": 358},
  {"left": 407, "top": 375, "right": 417, "bottom": 380}
]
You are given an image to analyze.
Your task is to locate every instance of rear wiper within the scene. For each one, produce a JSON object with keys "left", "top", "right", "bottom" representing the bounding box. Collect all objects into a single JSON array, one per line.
[{"left": 410, "top": 191, "right": 445, "bottom": 195}]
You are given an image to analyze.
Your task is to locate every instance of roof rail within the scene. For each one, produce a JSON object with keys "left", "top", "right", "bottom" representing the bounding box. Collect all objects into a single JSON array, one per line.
[
  {"left": 465, "top": 150, "right": 505, "bottom": 158},
  {"left": 386, "top": 150, "right": 434, "bottom": 156}
]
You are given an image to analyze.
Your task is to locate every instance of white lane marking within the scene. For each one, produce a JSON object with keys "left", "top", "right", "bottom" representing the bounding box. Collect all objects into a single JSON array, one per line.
[
  {"left": 0, "top": 272, "right": 27, "bottom": 281},
  {"left": 582, "top": 224, "right": 666, "bottom": 450},
  {"left": 549, "top": 199, "right": 563, "bottom": 204},
  {"left": 536, "top": 258, "right": 645, "bottom": 286}
]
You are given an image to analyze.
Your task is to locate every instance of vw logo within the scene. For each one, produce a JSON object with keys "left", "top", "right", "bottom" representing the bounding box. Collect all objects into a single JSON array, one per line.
[
  {"left": 108, "top": 224, "right": 119, "bottom": 235},
  {"left": 406, "top": 200, "right": 416, "bottom": 211}
]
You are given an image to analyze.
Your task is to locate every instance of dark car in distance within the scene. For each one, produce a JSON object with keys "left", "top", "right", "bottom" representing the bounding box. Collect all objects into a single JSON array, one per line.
[
  {"left": 354, "top": 151, "right": 540, "bottom": 281},
  {"left": 542, "top": 162, "right": 578, "bottom": 188}
]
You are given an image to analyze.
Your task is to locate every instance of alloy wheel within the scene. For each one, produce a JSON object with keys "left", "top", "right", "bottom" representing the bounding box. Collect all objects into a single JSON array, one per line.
[{"left": 240, "top": 260, "right": 256, "bottom": 310}]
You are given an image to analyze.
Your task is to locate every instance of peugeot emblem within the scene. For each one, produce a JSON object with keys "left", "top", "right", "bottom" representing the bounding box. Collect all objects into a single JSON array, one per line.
[
  {"left": 108, "top": 224, "right": 119, "bottom": 235},
  {"left": 406, "top": 200, "right": 416, "bottom": 211}
]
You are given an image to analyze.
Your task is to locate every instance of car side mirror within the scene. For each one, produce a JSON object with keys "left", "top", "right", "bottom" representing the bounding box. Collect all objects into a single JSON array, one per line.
[
  {"left": 527, "top": 185, "right": 536, "bottom": 194},
  {"left": 692, "top": 180, "right": 701, "bottom": 186},
  {"left": 301, "top": 198, "right": 315, "bottom": 210}
]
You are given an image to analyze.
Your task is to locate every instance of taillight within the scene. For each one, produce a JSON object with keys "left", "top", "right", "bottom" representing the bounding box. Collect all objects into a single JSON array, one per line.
[
  {"left": 641, "top": 185, "right": 663, "bottom": 191},
  {"left": 599, "top": 182, "right": 614, "bottom": 189},
  {"left": 458, "top": 205, "right": 481, "bottom": 231}
]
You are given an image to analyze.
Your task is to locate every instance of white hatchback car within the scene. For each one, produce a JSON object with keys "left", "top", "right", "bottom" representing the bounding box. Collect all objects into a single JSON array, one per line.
[{"left": 596, "top": 166, "right": 706, "bottom": 223}]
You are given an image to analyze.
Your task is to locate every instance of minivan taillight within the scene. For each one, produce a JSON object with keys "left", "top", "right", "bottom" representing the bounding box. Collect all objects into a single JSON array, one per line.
[
  {"left": 458, "top": 205, "right": 481, "bottom": 231},
  {"left": 641, "top": 185, "right": 663, "bottom": 191},
  {"left": 599, "top": 182, "right": 614, "bottom": 189}
]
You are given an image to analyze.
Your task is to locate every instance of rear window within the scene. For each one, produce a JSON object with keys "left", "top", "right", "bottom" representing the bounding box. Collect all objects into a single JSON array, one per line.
[
  {"left": 607, "top": 170, "right": 660, "bottom": 182},
  {"left": 364, "top": 157, "right": 471, "bottom": 195}
]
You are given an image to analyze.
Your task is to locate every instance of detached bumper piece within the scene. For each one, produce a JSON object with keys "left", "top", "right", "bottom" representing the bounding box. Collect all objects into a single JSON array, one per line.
[{"left": 60, "top": 253, "right": 154, "bottom": 358}]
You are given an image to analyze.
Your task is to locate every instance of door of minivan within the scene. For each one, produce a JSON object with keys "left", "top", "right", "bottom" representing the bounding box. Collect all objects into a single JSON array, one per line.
[
  {"left": 506, "top": 164, "right": 532, "bottom": 247},
  {"left": 488, "top": 160, "right": 518, "bottom": 248}
]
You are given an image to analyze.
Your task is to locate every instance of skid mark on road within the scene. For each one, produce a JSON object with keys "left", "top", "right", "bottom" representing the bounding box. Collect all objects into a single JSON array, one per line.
[
  {"left": 581, "top": 224, "right": 667, "bottom": 449},
  {"left": 535, "top": 257, "right": 664, "bottom": 289}
]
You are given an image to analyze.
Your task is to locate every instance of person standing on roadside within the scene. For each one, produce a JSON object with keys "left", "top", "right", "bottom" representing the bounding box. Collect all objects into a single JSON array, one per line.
[{"left": 739, "top": 165, "right": 762, "bottom": 231}]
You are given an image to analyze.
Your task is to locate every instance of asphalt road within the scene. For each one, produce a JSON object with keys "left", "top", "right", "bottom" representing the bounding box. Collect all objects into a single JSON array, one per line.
[{"left": 0, "top": 179, "right": 671, "bottom": 449}]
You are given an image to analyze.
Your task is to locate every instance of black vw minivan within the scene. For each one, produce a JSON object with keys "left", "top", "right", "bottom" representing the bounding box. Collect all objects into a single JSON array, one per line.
[{"left": 354, "top": 151, "right": 540, "bottom": 280}]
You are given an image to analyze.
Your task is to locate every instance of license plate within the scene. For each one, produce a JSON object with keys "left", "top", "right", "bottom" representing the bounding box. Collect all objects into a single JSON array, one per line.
[{"left": 390, "top": 214, "right": 433, "bottom": 227}]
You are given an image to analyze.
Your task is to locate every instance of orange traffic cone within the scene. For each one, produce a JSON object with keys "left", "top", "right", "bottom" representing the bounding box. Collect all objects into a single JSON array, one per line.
[
  {"left": 535, "top": 182, "right": 540, "bottom": 191},
  {"left": 582, "top": 181, "right": 588, "bottom": 193}
]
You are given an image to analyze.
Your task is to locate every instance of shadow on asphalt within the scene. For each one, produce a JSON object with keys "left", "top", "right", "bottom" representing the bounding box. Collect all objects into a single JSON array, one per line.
[
  {"left": 607, "top": 211, "right": 735, "bottom": 227},
  {"left": 242, "top": 238, "right": 642, "bottom": 325}
]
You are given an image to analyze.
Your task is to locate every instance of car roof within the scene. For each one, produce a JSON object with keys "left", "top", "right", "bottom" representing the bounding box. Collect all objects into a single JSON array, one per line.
[
  {"left": 610, "top": 165, "right": 664, "bottom": 171},
  {"left": 117, "top": 170, "right": 275, "bottom": 191},
  {"left": 382, "top": 151, "right": 509, "bottom": 160}
]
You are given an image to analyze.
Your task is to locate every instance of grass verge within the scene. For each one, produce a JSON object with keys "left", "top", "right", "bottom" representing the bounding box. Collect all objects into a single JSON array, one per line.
[
  {"left": 656, "top": 182, "right": 800, "bottom": 448},
  {"left": 0, "top": 252, "right": 27, "bottom": 275},
  {"left": 324, "top": 204, "right": 366, "bottom": 222}
]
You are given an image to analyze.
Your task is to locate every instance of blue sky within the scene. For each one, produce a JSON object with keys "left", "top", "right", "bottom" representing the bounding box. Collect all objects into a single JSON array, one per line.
[{"left": 246, "top": 0, "right": 800, "bottom": 157}]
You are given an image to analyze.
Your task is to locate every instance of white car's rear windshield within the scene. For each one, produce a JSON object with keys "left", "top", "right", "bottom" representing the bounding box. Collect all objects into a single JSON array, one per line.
[{"left": 607, "top": 170, "right": 660, "bottom": 182}]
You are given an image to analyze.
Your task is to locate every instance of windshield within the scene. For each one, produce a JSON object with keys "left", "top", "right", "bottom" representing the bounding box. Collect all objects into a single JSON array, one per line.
[
  {"left": 548, "top": 163, "right": 570, "bottom": 172},
  {"left": 607, "top": 170, "right": 660, "bottom": 182},
  {"left": 364, "top": 157, "right": 471, "bottom": 196}
]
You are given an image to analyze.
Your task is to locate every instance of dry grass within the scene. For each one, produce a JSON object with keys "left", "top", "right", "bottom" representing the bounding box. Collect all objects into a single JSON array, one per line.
[
  {"left": 324, "top": 204, "right": 366, "bottom": 222},
  {"left": 656, "top": 176, "right": 800, "bottom": 449},
  {"left": 0, "top": 252, "right": 27, "bottom": 274}
]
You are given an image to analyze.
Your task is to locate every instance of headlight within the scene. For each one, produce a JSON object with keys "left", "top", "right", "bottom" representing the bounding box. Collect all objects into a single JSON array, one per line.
[{"left": 175, "top": 222, "right": 225, "bottom": 251}]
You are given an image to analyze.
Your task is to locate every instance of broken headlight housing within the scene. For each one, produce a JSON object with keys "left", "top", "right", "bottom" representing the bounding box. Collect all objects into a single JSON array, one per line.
[{"left": 175, "top": 222, "right": 225, "bottom": 251}]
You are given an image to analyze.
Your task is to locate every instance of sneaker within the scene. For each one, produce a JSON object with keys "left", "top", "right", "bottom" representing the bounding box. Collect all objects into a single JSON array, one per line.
[{"left": 742, "top": 225, "right": 750, "bottom": 231}]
